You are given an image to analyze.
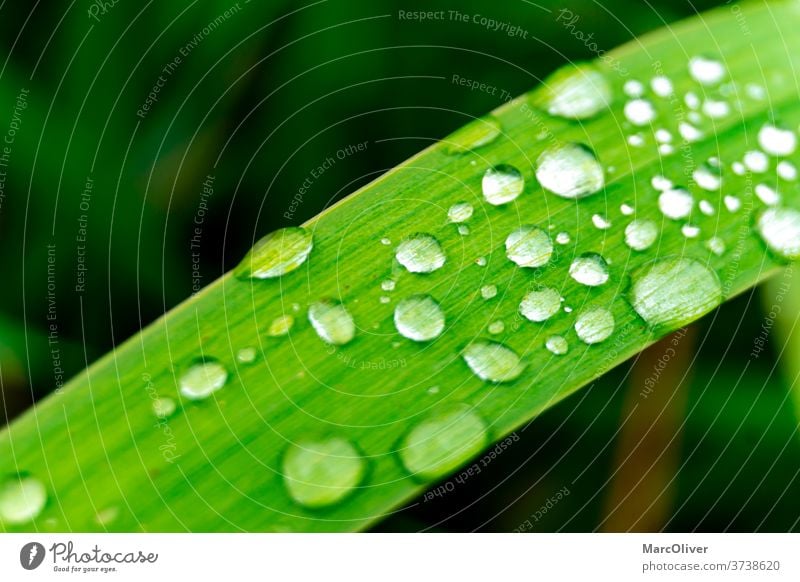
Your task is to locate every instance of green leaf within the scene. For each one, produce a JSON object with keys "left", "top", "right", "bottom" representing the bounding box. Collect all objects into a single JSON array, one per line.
[{"left": 2, "top": 0, "right": 800, "bottom": 532}]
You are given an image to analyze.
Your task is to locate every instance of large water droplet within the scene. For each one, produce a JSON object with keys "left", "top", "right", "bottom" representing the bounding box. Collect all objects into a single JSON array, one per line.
[
  {"left": 445, "top": 116, "right": 502, "bottom": 154},
  {"left": 235, "top": 227, "right": 313, "bottom": 280},
  {"left": 569, "top": 253, "right": 610, "bottom": 286},
  {"left": 756, "top": 207, "right": 800, "bottom": 259},
  {"left": 536, "top": 143, "right": 605, "bottom": 199},
  {"left": 505, "top": 226, "right": 553, "bottom": 268},
  {"left": 530, "top": 63, "right": 611, "bottom": 119},
  {"left": 659, "top": 187, "right": 694, "bottom": 220},
  {"left": 447, "top": 202, "right": 473, "bottom": 223},
  {"left": 629, "top": 257, "right": 722, "bottom": 329},
  {"left": 758, "top": 123, "right": 797, "bottom": 157},
  {"left": 396, "top": 234, "right": 446, "bottom": 274},
  {"left": 0, "top": 476, "right": 47, "bottom": 524},
  {"left": 462, "top": 340, "right": 526, "bottom": 383},
  {"left": 399, "top": 405, "right": 488, "bottom": 481},
  {"left": 545, "top": 335, "right": 569, "bottom": 355},
  {"left": 519, "top": 287, "right": 561, "bottom": 322},
  {"left": 482, "top": 164, "right": 524, "bottom": 206},
  {"left": 625, "top": 219, "right": 659, "bottom": 251},
  {"left": 394, "top": 295, "right": 445, "bottom": 342},
  {"left": 283, "top": 438, "right": 365, "bottom": 508},
  {"left": 308, "top": 301, "right": 356, "bottom": 345},
  {"left": 688, "top": 55, "right": 726, "bottom": 85},
  {"left": 179, "top": 359, "right": 229, "bottom": 400},
  {"left": 574, "top": 307, "right": 615, "bottom": 344}
]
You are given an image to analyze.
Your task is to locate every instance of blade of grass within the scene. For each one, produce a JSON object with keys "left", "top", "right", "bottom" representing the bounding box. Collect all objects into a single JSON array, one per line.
[{"left": 2, "top": 0, "right": 800, "bottom": 532}]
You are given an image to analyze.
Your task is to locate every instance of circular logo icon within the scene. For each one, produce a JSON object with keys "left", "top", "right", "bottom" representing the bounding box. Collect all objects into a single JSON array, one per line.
[{"left": 19, "top": 542, "right": 45, "bottom": 570}]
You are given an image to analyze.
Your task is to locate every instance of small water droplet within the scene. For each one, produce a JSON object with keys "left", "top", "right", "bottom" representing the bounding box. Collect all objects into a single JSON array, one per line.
[
  {"left": 267, "top": 314, "right": 295, "bottom": 337},
  {"left": 702, "top": 98, "right": 730, "bottom": 119},
  {"left": 651, "top": 76, "right": 674, "bottom": 97},
  {"left": 756, "top": 207, "right": 800, "bottom": 259},
  {"left": 628, "top": 134, "right": 645, "bottom": 147},
  {"left": 236, "top": 227, "right": 313, "bottom": 280},
  {"left": 283, "top": 438, "right": 365, "bottom": 508},
  {"left": 519, "top": 287, "right": 561, "bottom": 322},
  {"left": 659, "top": 144, "right": 675, "bottom": 156},
  {"left": 153, "top": 397, "right": 177, "bottom": 418},
  {"left": 482, "top": 164, "right": 524, "bottom": 206},
  {"left": 556, "top": 231, "right": 571, "bottom": 245},
  {"left": 744, "top": 150, "right": 769, "bottom": 173},
  {"left": 620, "top": 203, "right": 635, "bottom": 216},
  {"left": 475, "top": 256, "right": 487, "bottom": 267},
  {"left": 394, "top": 295, "right": 445, "bottom": 342},
  {"left": 536, "top": 143, "right": 605, "bottom": 199},
  {"left": 758, "top": 123, "right": 797, "bottom": 157},
  {"left": 236, "top": 347, "right": 257, "bottom": 364},
  {"left": 399, "top": 405, "right": 488, "bottom": 481},
  {"left": 659, "top": 187, "right": 694, "bottom": 220},
  {"left": 481, "top": 284, "right": 498, "bottom": 300},
  {"left": 689, "top": 55, "right": 726, "bottom": 85},
  {"left": 681, "top": 224, "right": 701, "bottom": 238},
  {"left": 95, "top": 506, "right": 119, "bottom": 527},
  {"left": 693, "top": 163, "right": 721, "bottom": 191},
  {"left": 427, "top": 385, "right": 440, "bottom": 395},
  {"left": 379, "top": 296, "right": 391, "bottom": 304},
  {"left": 308, "top": 301, "right": 355, "bottom": 345},
  {"left": 488, "top": 320, "right": 505, "bottom": 335},
  {"left": 706, "top": 237, "right": 726, "bottom": 256},
  {"left": 448, "top": 202, "right": 474, "bottom": 223},
  {"left": 755, "top": 183, "right": 781, "bottom": 206},
  {"left": 625, "top": 219, "right": 659, "bottom": 251},
  {"left": 685, "top": 91, "right": 701, "bottom": 110},
  {"left": 458, "top": 225, "right": 470, "bottom": 236},
  {"left": 651, "top": 175, "right": 673, "bottom": 191},
  {"left": 574, "top": 307, "right": 615, "bottom": 345},
  {"left": 462, "top": 340, "right": 526, "bottom": 383},
  {"left": 724, "top": 195, "right": 741, "bottom": 212},
  {"left": 592, "top": 214, "right": 612, "bottom": 230},
  {"left": 623, "top": 79, "right": 645, "bottom": 97},
  {"left": 179, "top": 360, "right": 229, "bottom": 401},
  {"left": 0, "top": 476, "right": 47, "bottom": 524},
  {"left": 531, "top": 63, "right": 611, "bottom": 119},
  {"left": 678, "top": 121, "right": 703, "bottom": 142},
  {"left": 380, "top": 237, "right": 391, "bottom": 246},
  {"left": 396, "top": 234, "right": 446, "bottom": 274},
  {"left": 505, "top": 226, "right": 553, "bottom": 268},
  {"left": 624, "top": 99, "right": 657, "bottom": 126},
  {"left": 569, "top": 253, "right": 610, "bottom": 286},
  {"left": 445, "top": 116, "right": 501, "bottom": 154},
  {"left": 629, "top": 257, "right": 722, "bottom": 329},
  {"left": 778, "top": 161, "right": 798, "bottom": 181},
  {"left": 381, "top": 280, "right": 396, "bottom": 292},
  {"left": 655, "top": 129, "right": 672, "bottom": 143},
  {"left": 699, "top": 200, "right": 715, "bottom": 216},
  {"left": 545, "top": 335, "right": 569, "bottom": 355}
]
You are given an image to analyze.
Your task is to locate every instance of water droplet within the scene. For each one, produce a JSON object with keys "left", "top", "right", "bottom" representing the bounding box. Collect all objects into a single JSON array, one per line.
[
  {"left": 545, "top": 335, "right": 568, "bottom": 355},
  {"left": 462, "top": 340, "right": 526, "bottom": 383},
  {"left": 620, "top": 203, "right": 635, "bottom": 216},
  {"left": 381, "top": 280, "right": 396, "bottom": 292},
  {"left": 482, "top": 164, "right": 524, "bottom": 206},
  {"left": 659, "top": 187, "right": 694, "bottom": 220},
  {"left": 308, "top": 301, "right": 355, "bottom": 345},
  {"left": 655, "top": 129, "right": 672, "bottom": 143},
  {"left": 624, "top": 99, "right": 656, "bottom": 126},
  {"left": 267, "top": 314, "right": 295, "bottom": 337},
  {"left": 379, "top": 296, "right": 391, "bottom": 304},
  {"left": 519, "top": 287, "right": 561, "bottom": 322},
  {"left": 758, "top": 124, "right": 797, "bottom": 157},
  {"left": 153, "top": 397, "right": 177, "bottom": 418},
  {"left": 706, "top": 237, "right": 726, "bottom": 256},
  {"left": 445, "top": 116, "right": 501, "bottom": 154},
  {"left": 448, "top": 202, "right": 473, "bottom": 223},
  {"left": 651, "top": 175, "right": 673, "bottom": 191},
  {"left": 235, "top": 227, "right": 313, "bottom": 280},
  {"left": 625, "top": 219, "right": 659, "bottom": 251},
  {"left": 536, "top": 143, "right": 605, "bottom": 199},
  {"left": 481, "top": 284, "right": 498, "bottom": 300},
  {"left": 530, "top": 63, "right": 611, "bottom": 120},
  {"left": 699, "top": 200, "right": 715, "bottom": 216},
  {"left": 574, "top": 307, "right": 615, "bottom": 345},
  {"left": 659, "top": 144, "right": 675, "bottom": 156},
  {"left": 396, "top": 234, "right": 446, "bottom": 274},
  {"left": 380, "top": 237, "right": 392, "bottom": 246},
  {"left": 755, "top": 183, "right": 781, "bottom": 206},
  {"left": 283, "top": 438, "right": 365, "bottom": 508},
  {"left": 756, "top": 207, "right": 800, "bottom": 259},
  {"left": 592, "top": 214, "right": 611, "bottom": 230},
  {"left": 0, "top": 476, "right": 47, "bottom": 524},
  {"left": 688, "top": 55, "right": 726, "bottom": 85},
  {"left": 488, "top": 320, "right": 505, "bottom": 335},
  {"left": 427, "top": 385, "right": 440, "bottom": 395},
  {"left": 95, "top": 507, "right": 119, "bottom": 527},
  {"left": 651, "top": 76, "right": 674, "bottom": 97},
  {"left": 505, "top": 226, "right": 553, "bottom": 268},
  {"left": 179, "top": 360, "right": 229, "bottom": 401},
  {"left": 778, "top": 161, "right": 798, "bottom": 181},
  {"left": 681, "top": 224, "right": 701, "bottom": 238},
  {"left": 399, "top": 405, "right": 488, "bottom": 481},
  {"left": 458, "top": 225, "right": 470, "bottom": 236},
  {"left": 724, "top": 195, "right": 741, "bottom": 212},
  {"left": 569, "top": 253, "right": 609, "bottom": 286},
  {"left": 623, "top": 79, "right": 645, "bottom": 97},
  {"left": 236, "top": 347, "right": 257, "bottom": 364},
  {"left": 678, "top": 121, "right": 703, "bottom": 143},
  {"left": 394, "top": 295, "right": 445, "bottom": 342},
  {"left": 629, "top": 257, "right": 722, "bottom": 329},
  {"left": 702, "top": 99, "right": 730, "bottom": 119},
  {"left": 628, "top": 134, "right": 645, "bottom": 147},
  {"left": 685, "top": 91, "right": 701, "bottom": 110},
  {"left": 556, "top": 231, "right": 571, "bottom": 245},
  {"left": 475, "top": 256, "right": 487, "bottom": 267},
  {"left": 744, "top": 150, "right": 769, "bottom": 173},
  {"left": 693, "top": 163, "right": 721, "bottom": 191}
]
